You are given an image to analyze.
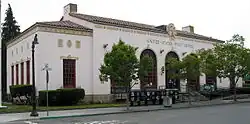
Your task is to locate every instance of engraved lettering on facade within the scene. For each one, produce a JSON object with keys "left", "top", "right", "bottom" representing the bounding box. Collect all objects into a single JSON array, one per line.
[{"left": 147, "top": 39, "right": 193, "bottom": 48}]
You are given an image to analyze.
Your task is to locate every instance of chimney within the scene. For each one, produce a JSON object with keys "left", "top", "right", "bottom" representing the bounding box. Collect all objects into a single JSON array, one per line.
[
  {"left": 182, "top": 25, "right": 194, "bottom": 33},
  {"left": 64, "top": 3, "right": 77, "bottom": 16}
]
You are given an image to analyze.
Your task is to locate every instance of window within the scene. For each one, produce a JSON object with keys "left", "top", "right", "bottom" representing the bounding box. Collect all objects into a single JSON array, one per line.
[
  {"left": 63, "top": 59, "right": 76, "bottom": 88},
  {"left": 21, "top": 62, "right": 24, "bottom": 84},
  {"left": 26, "top": 61, "right": 30, "bottom": 84},
  {"left": 16, "top": 64, "right": 19, "bottom": 85},
  {"left": 140, "top": 49, "right": 157, "bottom": 89},
  {"left": 11, "top": 66, "right": 14, "bottom": 85}
]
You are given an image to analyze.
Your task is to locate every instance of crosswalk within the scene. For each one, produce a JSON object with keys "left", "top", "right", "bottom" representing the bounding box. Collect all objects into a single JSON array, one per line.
[
  {"left": 24, "top": 121, "right": 38, "bottom": 124},
  {"left": 74, "top": 120, "right": 133, "bottom": 124},
  {"left": 21, "top": 120, "right": 135, "bottom": 124}
]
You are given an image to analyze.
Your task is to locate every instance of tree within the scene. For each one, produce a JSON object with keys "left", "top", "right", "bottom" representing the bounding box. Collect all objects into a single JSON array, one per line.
[
  {"left": 166, "top": 53, "right": 201, "bottom": 85},
  {"left": 227, "top": 34, "right": 245, "bottom": 47},
  {"left": 198, "top": 48, "right": 219, "bottom": 78},
  {"left": 198, "top": 34, "right": 250, "bottom": 101},
  {"left": 1, "top": 4, "right": 21, "bottom": 100},
  {"left": 166, "top": 53, "right": 201, "bottom": 103},
  {"left": 99, "top": 40, "right": 152, "bottom": 110}
]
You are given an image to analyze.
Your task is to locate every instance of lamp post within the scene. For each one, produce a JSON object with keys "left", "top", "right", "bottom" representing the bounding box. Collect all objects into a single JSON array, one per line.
[{"left": 30, "top": 34, "right": 39, "bottom": 117}]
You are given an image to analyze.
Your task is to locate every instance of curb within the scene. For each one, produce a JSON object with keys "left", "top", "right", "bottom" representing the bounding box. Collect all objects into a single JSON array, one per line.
[
  {"left": 0, "top": 105, "right": 126, "bottom": 115},
  {"left": 14, "top": 100, "right": 250, "bottom": 122}
]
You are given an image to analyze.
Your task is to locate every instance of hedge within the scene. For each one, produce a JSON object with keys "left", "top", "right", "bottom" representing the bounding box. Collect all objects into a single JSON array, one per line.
[
  {"left": 243, "top": 84, "right": 250, "bottom": 88},
  {"left": 200, "top": 87, "right": 250, "bottom": 100},
  {"left": 39, "top": 90, "right": 58, "bottom": 106},
  {"left": 39, "top": 88, "right": 85, "bottom": 106},
  {"left": 236, "top": 87, "right": 250, "bottom": 94},
  {"left": 9, "top": 85, "right": 33, "bottom": 97}
]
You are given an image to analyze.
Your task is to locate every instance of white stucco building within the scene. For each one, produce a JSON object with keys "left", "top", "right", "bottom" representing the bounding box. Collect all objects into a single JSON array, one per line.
[{"left": 6, "top": 3, "right": 243, "bottom": 102}]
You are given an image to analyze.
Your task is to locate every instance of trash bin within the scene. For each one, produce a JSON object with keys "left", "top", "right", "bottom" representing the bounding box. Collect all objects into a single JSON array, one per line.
[
  {"left": 163, "top": 89, "right": 173, "bottom": 107},
  {"left": 163, "top": 96, "right": 172, "bottom": 107}
]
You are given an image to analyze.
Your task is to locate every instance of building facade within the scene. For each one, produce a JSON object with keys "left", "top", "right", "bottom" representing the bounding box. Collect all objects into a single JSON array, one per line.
[{"left": 6, "top": 3, "right": 243, "bottom": 102}]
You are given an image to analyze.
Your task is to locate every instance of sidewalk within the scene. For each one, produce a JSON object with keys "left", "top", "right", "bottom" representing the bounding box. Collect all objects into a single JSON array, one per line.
[{"left": 1, "top": 99, "right": 250, "bottom": 123}]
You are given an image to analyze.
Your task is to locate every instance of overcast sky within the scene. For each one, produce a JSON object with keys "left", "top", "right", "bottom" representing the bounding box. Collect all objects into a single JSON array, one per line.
[{"left": 1, "top": 0, "right": 250, "bottom": 47}]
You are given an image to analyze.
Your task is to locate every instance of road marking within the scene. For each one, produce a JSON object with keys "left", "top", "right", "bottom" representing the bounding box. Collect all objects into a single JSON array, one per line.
[
  {"left": 24, "top": 121, "right": 38, "bottom": 124},
  {"left": 75, "top": 120, "right": 131, "bottom": 124}
]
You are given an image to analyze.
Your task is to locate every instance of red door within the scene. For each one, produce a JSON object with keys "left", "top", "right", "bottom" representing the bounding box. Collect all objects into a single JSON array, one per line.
[{"left": 63, "top": 59, "right": 76, "bottom": 88}]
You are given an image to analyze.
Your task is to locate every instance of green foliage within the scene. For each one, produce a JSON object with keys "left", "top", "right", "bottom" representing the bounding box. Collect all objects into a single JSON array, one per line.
[
  {"left": 198, "top": 34, "right": 250, "bottom": 88},
  {"left": 236, "top": 87, "right": 250, "bottom": 94},
  {"left": 243, "top": 73, "right": 250, "bottom": 81},
  {"left": 166, "top": 53, "right": 201, "bottom": 81},
  {"left": 39, "top": 90, "right": 58, "bottom": 106},
  {"left": 57, "top": 88, "right": 85, "bottom": 105},
  {"left": 227, "top": 34, "right": 245, "bottom": 47},
  {"left": 198, "top": 48, "right": 219, "bottom": 77},
  {"left": 38, "top": 88, "right": 85, "bottom": 106},
  {"left": 2, "top": 4, "right": 21, "bottom": 100},
  {"left": 99, "top": 40, "right": 152, "bottom": 89},
  {"left": 9, "top": 85, "right": 32, "bottom": 97},
  {"left": 1, "top": 4, "right": 20, "bottom": 43},
  {"left": 243, "top": 84, "right": 250, "bottom": 88},
  {"left": 138, "top": 55, "right": 153, "bottom": 82}
]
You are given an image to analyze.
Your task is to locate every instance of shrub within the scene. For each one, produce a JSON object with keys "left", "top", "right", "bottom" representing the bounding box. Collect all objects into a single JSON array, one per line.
[
  {"left": 236, "top": 87, "right": 250, "bottom": 94},
  {"left": 200, "top": 88, "right": 232, "bottom": 99},
  {"left": 39, "top": 88, "right": 85, "bottom": 106},
  {"left": 38, "top": 90, "right": 59, "bottom": 106},
  {"left": 57, "top": 88, "right": 85, "bottom": 106},
  {"left": 9, "top": 85, "right": 32, "bottom": 97},
  {"left": 9, "top": 85, "right": 33, "bottom": 105},
  {"left": 243, "top": 84, "right": 250, "bottom": 88}
]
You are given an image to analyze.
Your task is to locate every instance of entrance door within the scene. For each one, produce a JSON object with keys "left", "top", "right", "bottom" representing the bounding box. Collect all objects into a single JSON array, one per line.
[
  {"left": 187, "top": 77, "right": 200, "bottom": 91},
  {"left": 165, "top": 51, "right": 180, "bottom": 90},
  {"left": 63, "top": 59, "right": 76, "bottom": 88},
  {"left": 206, "top": 75, "right": 217, "bottom": 89}
]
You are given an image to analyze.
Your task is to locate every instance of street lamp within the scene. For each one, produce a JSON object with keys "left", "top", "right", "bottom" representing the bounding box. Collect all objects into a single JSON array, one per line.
[{"left": 30, "top": 34, "right": 39, "bottom": 117}]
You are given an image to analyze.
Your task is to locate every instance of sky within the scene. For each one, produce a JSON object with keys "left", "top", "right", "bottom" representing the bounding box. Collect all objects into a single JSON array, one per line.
[{"left": 1, "top": 0, "right": 250, "bottom": 47}]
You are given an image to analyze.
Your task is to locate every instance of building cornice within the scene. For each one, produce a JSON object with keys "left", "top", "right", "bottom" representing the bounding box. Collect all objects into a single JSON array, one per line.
[{"left": 7, "top": 23, "right": 93, "bottom": 48}]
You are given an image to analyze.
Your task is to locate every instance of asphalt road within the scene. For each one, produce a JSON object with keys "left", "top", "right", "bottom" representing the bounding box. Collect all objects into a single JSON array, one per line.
[{"left": 7, "top": 103, "right": 250, "bottom": 124}]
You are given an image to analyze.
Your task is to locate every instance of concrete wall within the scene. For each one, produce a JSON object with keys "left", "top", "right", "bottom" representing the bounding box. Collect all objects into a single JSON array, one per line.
[
  {"left": 7, "top": 28, "right": 38, "bottom": 93},
  {"left": 91, "top": 24, "right": 217, "bottom": 94},
  {"left": 35, "top": 31, "right": 93, "bottom": 94},
  {"left": 7, "top": 27, "right": 93, "bottom": 95}
]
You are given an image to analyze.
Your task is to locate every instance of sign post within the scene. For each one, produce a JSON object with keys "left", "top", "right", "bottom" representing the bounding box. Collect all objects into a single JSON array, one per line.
[{"left": 42, "top": 64, "right": 52, "bottom": 116}]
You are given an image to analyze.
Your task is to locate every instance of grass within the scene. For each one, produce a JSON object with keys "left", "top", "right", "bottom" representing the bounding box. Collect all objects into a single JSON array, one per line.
[{"left": 0, "top": 103, "right": 126, "bottom": 114}]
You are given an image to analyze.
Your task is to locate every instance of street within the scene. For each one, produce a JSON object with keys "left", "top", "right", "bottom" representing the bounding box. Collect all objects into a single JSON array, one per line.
[{"left": 6, "top": 103, "right": 250, "bottom": 124}]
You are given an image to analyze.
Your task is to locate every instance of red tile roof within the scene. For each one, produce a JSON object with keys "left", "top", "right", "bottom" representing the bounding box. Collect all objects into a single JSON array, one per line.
[{"left": 69, "top": 13, "right": 224, "bottom": 43}]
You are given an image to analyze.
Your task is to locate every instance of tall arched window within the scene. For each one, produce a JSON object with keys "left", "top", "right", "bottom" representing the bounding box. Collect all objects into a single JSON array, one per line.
[
  {"left": 165, "top": 51, "right": 180, "bottom": 89},
  {"left": 140, "top": 49, "right": 157, "bottom": 89}
]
